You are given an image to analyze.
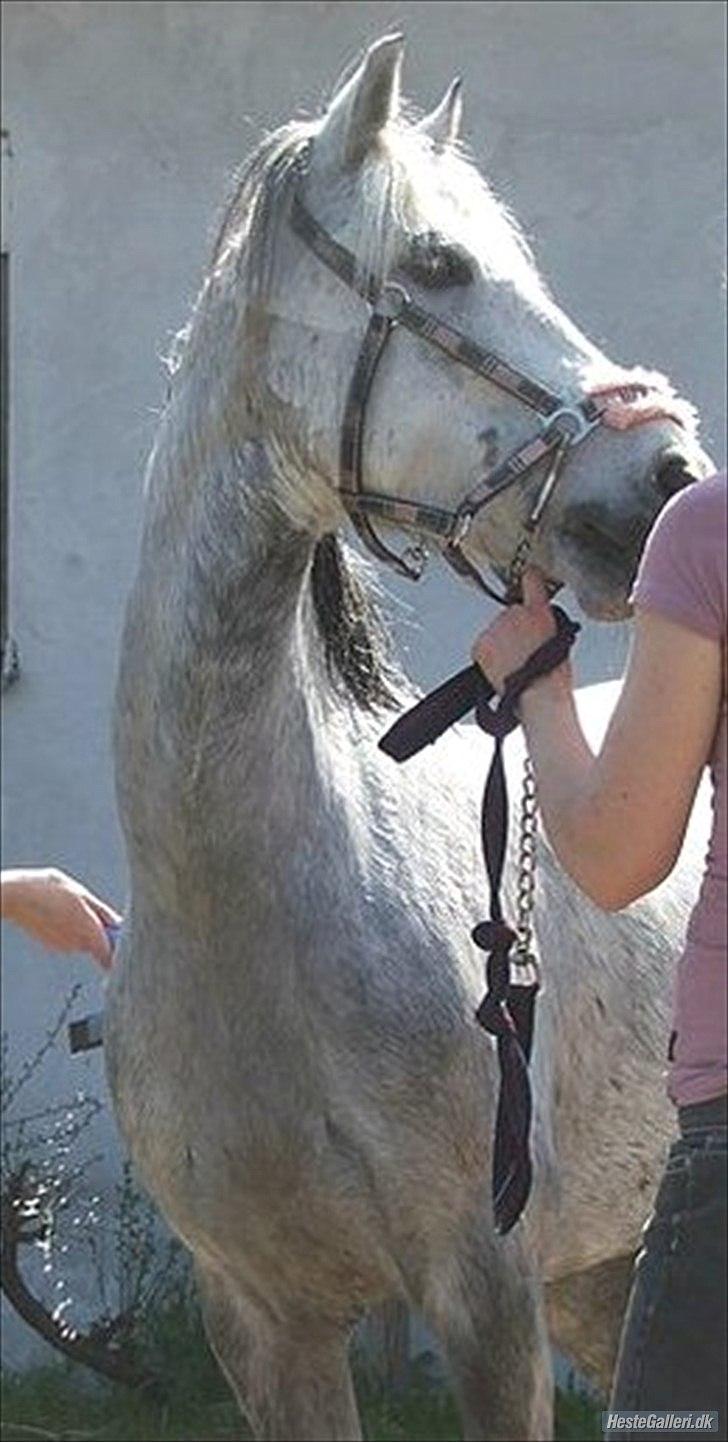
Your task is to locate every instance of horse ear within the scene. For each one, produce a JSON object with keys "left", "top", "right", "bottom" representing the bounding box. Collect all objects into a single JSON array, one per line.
[
  {"left": 318, "top": 34, "right": 404, "bottom": 171},
  {"left": 417, "top": 78, "right": 463, "bottom": 152}
]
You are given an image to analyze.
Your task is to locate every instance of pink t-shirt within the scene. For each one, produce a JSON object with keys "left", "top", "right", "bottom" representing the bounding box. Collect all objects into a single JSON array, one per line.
[{"left": 631, "top": 470, "right": 727, "bottom": 1107}]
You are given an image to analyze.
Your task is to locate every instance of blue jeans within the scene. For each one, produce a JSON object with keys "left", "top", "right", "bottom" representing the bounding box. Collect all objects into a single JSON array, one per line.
[{"left": 608, "top": 1094, "right": 727, "bottom": 1440}]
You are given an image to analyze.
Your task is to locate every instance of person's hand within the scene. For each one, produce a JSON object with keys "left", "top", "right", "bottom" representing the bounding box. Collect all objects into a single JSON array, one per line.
[
  {"left": 0, "top": 868, "right": 122, "bottom": 970},
  {"left": 471, "top": 569, "right": 563, "bottom": 695}
]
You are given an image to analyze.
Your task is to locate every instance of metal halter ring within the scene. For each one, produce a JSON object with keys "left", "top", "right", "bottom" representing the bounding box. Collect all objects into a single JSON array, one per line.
[
  {"left": 376, "top": 282, "right": 412, "bottom": 321},
  {"left": 542, "top": 405, "right": 600, "bottom": 445}
]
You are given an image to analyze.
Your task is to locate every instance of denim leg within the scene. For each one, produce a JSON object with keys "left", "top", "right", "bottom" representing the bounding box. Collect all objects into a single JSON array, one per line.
[{"left": 607, "top": 1127, "right": 727, "bottom": 1440}]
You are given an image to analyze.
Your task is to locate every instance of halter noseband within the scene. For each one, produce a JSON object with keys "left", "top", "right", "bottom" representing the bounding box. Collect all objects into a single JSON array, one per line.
[{"left": 289, "top": 164, "right": 648, "bottom": 603}]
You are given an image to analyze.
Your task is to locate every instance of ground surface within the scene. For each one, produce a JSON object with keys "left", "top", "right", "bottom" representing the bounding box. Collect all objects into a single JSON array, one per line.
[{"left": 1, "top": 1366, "right": 602, "bottom": 1441}]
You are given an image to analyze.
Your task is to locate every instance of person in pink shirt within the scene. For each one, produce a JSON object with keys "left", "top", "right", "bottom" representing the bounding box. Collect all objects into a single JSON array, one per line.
[{"left": 472, "top": 445, "right": 726, "bottom": 1433}]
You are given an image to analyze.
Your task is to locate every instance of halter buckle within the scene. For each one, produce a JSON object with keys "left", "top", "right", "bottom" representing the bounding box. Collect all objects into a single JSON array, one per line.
[
  {"left": 450, "top": 510, "right": 473, "bottom": 549},
  {"left": 401, "top": 544, "right": 427, "bottom": 579}
]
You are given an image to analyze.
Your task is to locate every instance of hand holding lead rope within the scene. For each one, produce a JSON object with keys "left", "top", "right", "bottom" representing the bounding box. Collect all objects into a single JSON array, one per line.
[{"left": 379, "top": 605, "right": 580, "bottom": 1234}]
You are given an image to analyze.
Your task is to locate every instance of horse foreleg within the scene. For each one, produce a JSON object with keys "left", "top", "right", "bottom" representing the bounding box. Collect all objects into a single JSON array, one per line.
[
  {"left": 545, "top": 1253, "right": 634, "bottom": 1396},
  {"left": 196, "top": 1264, "right": 362, "bottom": 1442},
  {"left": 418, "top": 1224, "right": 554, "bottom": 1441}
]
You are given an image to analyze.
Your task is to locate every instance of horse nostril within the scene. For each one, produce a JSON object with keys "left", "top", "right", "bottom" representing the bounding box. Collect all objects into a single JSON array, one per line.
[
  {"left": 562, "top": 507, "right": 635, "bottom": 561},
  {"left": 654, "top": 454, "right": 695, "bottom": 501},
  {"left": 562, "top": 499, "right": 657, "bottom": 566}
]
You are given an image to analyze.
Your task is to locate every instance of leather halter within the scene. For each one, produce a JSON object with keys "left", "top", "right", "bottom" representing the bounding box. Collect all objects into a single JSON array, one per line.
[{"left": 289, "top": 176, "right": 651, "bottom": 604}]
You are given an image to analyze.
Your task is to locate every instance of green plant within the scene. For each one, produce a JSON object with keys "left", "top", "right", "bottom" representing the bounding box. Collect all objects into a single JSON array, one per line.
[
  {"left": 1, "top": 1352, "right": 603, "bottom": 1442},
  {"left": 1, "top": 999, "right": 186, "bottom": 1393}
]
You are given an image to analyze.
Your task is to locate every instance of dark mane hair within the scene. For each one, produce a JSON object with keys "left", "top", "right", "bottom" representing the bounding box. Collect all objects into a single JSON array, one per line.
[{"left": 310, "top": 535, "right": 403, "bottom": 712}]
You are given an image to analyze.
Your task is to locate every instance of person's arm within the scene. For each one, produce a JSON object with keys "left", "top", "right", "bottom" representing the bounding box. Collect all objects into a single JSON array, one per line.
[
  {"left": 472, "top": 572, "right": 722, "bottom": 911},
  {"left": 0, "top": 868, "right": 121, "bottom": 969},
  {"left": 518, "top": 609, "right": 720, "bottom": 907}
]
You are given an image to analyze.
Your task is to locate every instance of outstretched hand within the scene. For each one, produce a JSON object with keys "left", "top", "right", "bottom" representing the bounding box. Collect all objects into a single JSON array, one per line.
[
  {"left": 471, "top": 569, "right": 563, "bottom": 695},
  {"left": 1, "top": 868, "right": 122, "bottom": 970}
]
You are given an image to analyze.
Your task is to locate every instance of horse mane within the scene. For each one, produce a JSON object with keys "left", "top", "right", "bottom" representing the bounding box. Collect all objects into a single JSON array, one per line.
[
  {"left": 310, "top": 534, "right": 403, "bottom": 712},
  {"left": 163, "top": 122, "right": 317, "bottom": 383}
]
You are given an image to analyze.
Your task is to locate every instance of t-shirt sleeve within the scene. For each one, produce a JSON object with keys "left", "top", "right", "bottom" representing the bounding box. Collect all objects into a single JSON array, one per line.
[{"left": 630, "top": 474, "right": 726, "bottom": 642}]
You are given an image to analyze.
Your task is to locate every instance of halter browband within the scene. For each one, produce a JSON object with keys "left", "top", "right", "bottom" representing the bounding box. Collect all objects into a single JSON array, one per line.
[{"left": 289, "top": 175, "right": 650, "bottom": 603}]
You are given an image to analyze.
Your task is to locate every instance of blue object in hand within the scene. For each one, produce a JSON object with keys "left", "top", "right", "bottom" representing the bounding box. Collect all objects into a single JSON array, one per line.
[{"left": 68, "top": 919, "right": 123, "bottom": 1054}]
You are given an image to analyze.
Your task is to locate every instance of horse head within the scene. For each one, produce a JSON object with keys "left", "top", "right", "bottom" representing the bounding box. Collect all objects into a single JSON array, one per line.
[{"left": 191, "top": 34, "right": 713, "bottom": 620}]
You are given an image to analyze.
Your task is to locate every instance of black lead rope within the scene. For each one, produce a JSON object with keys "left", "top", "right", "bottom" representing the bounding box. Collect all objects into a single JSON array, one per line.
[{"left": 379, "top": 606, "right": 580, "bottom": 1234}]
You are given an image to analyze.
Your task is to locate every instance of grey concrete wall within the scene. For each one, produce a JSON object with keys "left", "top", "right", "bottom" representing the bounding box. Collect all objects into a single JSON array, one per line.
[{"left": 1, "top": 0, "right": 725, "bottom": 1369}]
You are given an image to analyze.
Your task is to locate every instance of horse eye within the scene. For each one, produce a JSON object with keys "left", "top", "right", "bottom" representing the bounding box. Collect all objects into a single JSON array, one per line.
[{"left": 402, "top": 233, "right": 474, "bottom": 289}]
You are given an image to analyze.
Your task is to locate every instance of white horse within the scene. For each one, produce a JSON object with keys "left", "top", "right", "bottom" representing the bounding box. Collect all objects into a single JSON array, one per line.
[{"left": 106, "top": 36, "right": 713, "bottom": 1441}]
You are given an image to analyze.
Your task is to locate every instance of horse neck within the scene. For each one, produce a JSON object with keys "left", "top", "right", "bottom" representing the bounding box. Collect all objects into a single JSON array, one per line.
[
  {"left": 116, "top": 380, "right": 343, "bottom": 883},
  {"left": 142, "top": 346, "right": 316, "bottom": 671}
]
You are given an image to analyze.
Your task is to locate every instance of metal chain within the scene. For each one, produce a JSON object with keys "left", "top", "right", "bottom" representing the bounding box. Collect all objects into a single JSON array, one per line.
[
  {"left": 505, "top": 537, "right": 542, "bottom": 980},
  {"left": 506, "top": 533, "right": 534, "bottom": 599},
  {"left": 506, "top": 535, "right": 538, "bottom": 971},
  {"left": 513, "top": 753, "right": 539, "bottom": 968}
]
